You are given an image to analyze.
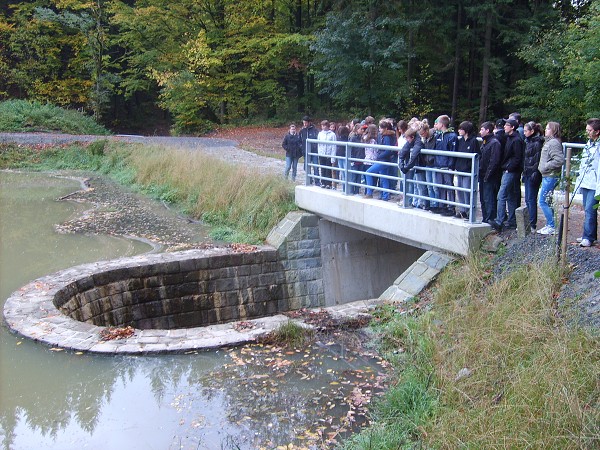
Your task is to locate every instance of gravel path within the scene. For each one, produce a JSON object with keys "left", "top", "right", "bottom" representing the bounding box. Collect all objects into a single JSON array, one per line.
[
  {"left": 0, "top": 132, "right": 307, "bottom": 180},
  {"left": 1, "top": 132, "right": 598, "bottom": 329}
]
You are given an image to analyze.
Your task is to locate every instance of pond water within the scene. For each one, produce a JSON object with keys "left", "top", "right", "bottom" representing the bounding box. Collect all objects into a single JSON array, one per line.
[{"left": 0, "top": 172, "right": 386, "bottom": 449}]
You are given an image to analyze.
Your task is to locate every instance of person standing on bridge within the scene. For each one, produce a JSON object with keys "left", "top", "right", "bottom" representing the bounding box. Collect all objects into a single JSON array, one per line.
[
  {"left": 490, "top": 119, "right": 524, "bottom": 232},
  {"left": 574, "top": 118, "right": 600, "bottom": 247},
  {"left": 478, "top": 121, "right": 502, "bottom": 224},
  {"left": 454, "top": 121, "right": 480, "bottom": 220},
  {"left": 535, "top": 121, "right": 564, "bottom": 235},
  {"left": 432, "top": 115, "right": 457, "bottom": 216},
  {"left": 300, "top": 116, "right": 319, "bottom": 186},
  {"left": 317, "top": 120, "right": 336, "bottom": 188},
  {"left": 522, "top": 121, "right": 544, "bottom": 231}
]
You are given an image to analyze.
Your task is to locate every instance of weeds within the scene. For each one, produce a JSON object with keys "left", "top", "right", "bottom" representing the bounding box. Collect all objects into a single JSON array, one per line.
[
  {"left": 343, "top": 254, "right": 599, "bottom": 449},
  {"left": 0, "top": 100, "right": 109, "bottom": 135},
  {"left": 261, "top": 321, "right": 314, "bottom": 348}
]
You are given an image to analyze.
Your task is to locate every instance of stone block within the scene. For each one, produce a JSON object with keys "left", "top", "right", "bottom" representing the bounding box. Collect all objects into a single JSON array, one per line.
[{"left": 515, "top": 206, "right": 530, "bottom": 238}]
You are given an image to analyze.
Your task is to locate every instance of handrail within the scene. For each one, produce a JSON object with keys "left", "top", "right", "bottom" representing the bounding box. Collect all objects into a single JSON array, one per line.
[
  {"left": 302, "top": 139, "right": 586, "bottom": 226},
  {"left": 305, "top": 138, "right": 480, "bottom": 223}
]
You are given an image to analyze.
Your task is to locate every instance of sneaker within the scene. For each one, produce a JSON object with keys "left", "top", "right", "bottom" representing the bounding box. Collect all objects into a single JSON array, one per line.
[
  {"left": 441, "top": 208, "right": 455, "bottom": 216},
  {"left": 536, "top": 226, "right": 555, "bottom": 235},
  {"left": 490, "top": 220, "right": 502, "bottom": 232},
  {"left": 580, "top": 238, "right": 592, "bottom": 247},
  {"left": 576, "top": 237, "right": 583, "bottom": 243}
]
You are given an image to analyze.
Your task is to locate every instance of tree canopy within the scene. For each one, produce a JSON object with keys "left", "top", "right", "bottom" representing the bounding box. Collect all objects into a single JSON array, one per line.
[{"left": 0, "top": 0, "right": 598, "bottom": 139}]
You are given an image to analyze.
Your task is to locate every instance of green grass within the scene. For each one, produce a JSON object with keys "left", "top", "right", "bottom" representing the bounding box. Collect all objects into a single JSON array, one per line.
[
  {"left": 261, "top": 320, "right": 315, "bottom": 348},
  {"left": 343, "top": 255, "right": 599, "bottom": 449},
  {"left": 0, "top": 99, "right": 110, "bottom": 135}
]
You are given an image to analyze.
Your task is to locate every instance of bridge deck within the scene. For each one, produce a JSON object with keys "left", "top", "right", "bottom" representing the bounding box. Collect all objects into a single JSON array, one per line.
[{"left": 295, "top": 186, "right": 491, "bottom": 256}]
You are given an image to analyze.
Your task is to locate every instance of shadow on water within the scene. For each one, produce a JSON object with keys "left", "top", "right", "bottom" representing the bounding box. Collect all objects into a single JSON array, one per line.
[{"left": 0, "top": 171, "right": 387, "bottom": 449}]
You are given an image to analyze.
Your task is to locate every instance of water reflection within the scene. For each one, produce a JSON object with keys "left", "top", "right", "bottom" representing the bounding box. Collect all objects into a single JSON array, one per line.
[{"left": 0, "top": 171, "right": 386, "bottom": 449}]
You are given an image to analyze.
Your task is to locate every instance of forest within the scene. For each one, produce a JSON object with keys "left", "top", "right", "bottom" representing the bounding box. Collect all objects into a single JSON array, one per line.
[{"left": 0, "top": 0, "right": 598, "bottom": 139}]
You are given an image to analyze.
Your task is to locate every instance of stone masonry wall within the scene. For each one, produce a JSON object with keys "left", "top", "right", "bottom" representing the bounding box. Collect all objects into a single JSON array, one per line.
[{"left": 48, "top": 212, "right": 324, "bottom": 330}]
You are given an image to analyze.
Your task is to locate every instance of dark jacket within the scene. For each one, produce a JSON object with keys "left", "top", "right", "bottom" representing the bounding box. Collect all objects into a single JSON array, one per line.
[
  {"left": 501, "top": 132, "right": 525, "bottom": 173},
  {"left": 349, "top": 133, "right": 364, "bottom": 165},
  {"left": 479, "top": 134, "right": 502, "bottom": 183},
  {"left": 399, "top": 137, "right": 424, "bottom": 171},
  {"left": 433, "top": 129, "right": 457, "bottom": 168},
  {"left": 420, "top": 134, "right": 436, "bottom": 168},
  {"left": 454, "top": 135, "right": 481, "bottom": 173},
  {"left": 375, "top": 130, "right": 398, "bottom": 163},
  {"left": 282, "top": 132, "right": 303, "bottom": 158},
  {"left": 523, "top": 135, "right": 543, "bottom": 176},
  {"left": 299, "top": 124, "right": 318, "bottom": 157}
]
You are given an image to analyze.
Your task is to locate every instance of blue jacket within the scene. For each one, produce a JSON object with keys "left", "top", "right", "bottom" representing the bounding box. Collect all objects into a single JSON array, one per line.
[
  {"left": 433, "top": 130, "right": 457, "bottom": 168},
  {"left": 375, "top": 130, "right": 398, "bottom": 163}
]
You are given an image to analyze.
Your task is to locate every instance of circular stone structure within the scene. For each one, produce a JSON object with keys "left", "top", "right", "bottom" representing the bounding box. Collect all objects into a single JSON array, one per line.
[{"left": 3, "top": 248, "right": 372, "bottom": 354}]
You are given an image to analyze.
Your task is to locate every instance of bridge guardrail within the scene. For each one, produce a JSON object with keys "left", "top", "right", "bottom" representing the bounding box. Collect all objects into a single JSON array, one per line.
[
  {"left": 304, "top": 139, "right": 586, "bottom": 224},
  {"left": 305, "top": 138, "right": 480, "bottom": 223}
]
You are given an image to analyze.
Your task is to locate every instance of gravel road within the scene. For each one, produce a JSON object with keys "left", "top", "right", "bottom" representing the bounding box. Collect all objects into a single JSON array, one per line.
[{"left": 0, "top": 132, "right": 307, "bottom": 181}]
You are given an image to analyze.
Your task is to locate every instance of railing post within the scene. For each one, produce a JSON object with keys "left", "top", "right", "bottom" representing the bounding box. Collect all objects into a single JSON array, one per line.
[
  {"left": 469, "top": 153, "right": 479, "bottom": 223},
  {"left": 344, "top": 143, "right": 350, "bottom": 195},
  {"left": 304, "top": 140, "right": 310, "bottom": 186}
]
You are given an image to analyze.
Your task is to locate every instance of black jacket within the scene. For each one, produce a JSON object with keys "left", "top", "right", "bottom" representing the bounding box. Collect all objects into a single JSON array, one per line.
[
  {"left": 479, "top": 134, "right": 502, "bottom": 182},
  {"left": 299, "top": 124, "right": 318, "bottom": 156},
  {"left": 282, "top": 132, "right": 303, "bottom": 158},
  {"left": 399, "top": 137, "right": 423, "bottom": 171},
  {"left": 454, "top": 135, "right": 481, "bottom": 173},
  {"left": 523, "top": 135, "right": 543, "bottom": 176},
  {"left": 501, "top": 132, "right": 525, "bottom": 173}
]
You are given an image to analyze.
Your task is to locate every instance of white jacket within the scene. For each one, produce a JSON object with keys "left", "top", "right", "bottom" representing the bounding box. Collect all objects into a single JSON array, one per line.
[
  {"left": 574, "top": 139, "right": 600, "bottom": 194},
  {"left": 317, "top": 130, "right": 336, "bottom": 156}
]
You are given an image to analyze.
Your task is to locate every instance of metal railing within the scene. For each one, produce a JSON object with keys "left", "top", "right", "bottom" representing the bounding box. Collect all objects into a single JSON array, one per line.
[{"left": 305, "top": 138, "right": 480, "bottom": 223}]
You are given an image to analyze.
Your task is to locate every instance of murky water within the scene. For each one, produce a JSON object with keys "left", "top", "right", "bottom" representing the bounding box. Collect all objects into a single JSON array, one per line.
[{"left": 0, "top": 172, "right": 385, "bottom": 449}]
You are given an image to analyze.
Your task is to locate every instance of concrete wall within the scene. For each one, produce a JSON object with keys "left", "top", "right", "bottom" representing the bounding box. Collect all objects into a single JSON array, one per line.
[
  {"left": 295, "top": 185, "right": 491, "bottom": 256},
  {"left": 319, "top": 221, "right": 425, "bottom": 306}
]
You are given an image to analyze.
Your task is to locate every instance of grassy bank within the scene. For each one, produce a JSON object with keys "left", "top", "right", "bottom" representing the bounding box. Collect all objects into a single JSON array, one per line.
[
  {"left": 343, "top": 255, "right": 599, "bottom": 449},
  {"left": 0, "top": 141, "right": 297, "bottom": 243},
  {"left": 0, "top": 100, "right": 110, "bottom": 135}
]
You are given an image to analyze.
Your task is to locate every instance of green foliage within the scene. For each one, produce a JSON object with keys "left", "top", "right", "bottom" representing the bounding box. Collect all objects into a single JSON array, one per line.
[
  {"left": 311, "top": 6, "right": 408, "bottom": 116},
  {"left": 0, "top": 99, "right": 110, "bottom": 134},
  {"left": 513, "top": 0, "right": 600, "bottom": 139}
]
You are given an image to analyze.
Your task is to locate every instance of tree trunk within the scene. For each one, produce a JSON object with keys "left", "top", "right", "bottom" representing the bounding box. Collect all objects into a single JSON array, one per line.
[
  {"left": 478, "top": 9, "right": 492, "bottom": 123},
  {"left": 451, "top": 3, "right": 462, "bottom": 123}
]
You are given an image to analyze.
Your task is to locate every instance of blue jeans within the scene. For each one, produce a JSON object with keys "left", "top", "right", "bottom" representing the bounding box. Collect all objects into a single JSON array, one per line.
[
  {"left": 538, "top": 176, "right": 558, "bottom": 228},
  {"left": 581, "top": 188, "right": 599, "bottom": 242},
  {"left": 308, "top": 154, "right": 320, "bottom": 185},
  {"left": 435, "top": 170, "right": 454, "bottom": 209},
  {"left": 479, "top": 179, "right": 499, "bottom": 223},
  {"left": 496, "top": 171, "right": 520, "bottom": 227},
  {"left": 456, "top": 175, "right": 472, "bottom": 214},
  {"left": 284, "top": 156, "right": 299, "bottom": 181},
  {"left": 414, "top": 171, "right": 427, "bottom": 207},
  {"left": 426, "top": 169, "right": 438, "bottom": 208},
  {"left": 349, "top": 163, "right": 363, "bottom": 194},
  {"left": 523, "top": 172, "right": 542, "bottom": 228},
  {"left": 337, "top": 157, "right": 347, "bottom": 191},
  {"left": 365, "top": 163, "right": 391, "bottom": 200}
]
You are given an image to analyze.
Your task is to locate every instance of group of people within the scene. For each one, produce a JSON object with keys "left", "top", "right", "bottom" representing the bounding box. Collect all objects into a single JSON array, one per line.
[{"left": 281, "top": 113, "right": 600, "bottom": 248}]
